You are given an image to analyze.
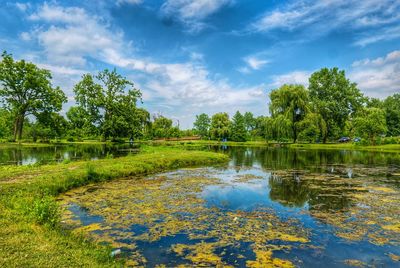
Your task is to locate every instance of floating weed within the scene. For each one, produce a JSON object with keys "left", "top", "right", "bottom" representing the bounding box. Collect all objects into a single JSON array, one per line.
[
  {"left": 343, "top": 259, "right": 367, "bottom": 267},
  {"left": 60, "top": 169, "right": 310, "bottom": 266}
]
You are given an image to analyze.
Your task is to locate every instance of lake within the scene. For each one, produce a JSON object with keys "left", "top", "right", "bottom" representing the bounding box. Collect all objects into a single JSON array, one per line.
[{"left": 60, "top": 146, "right": 400, "bottom": 267}]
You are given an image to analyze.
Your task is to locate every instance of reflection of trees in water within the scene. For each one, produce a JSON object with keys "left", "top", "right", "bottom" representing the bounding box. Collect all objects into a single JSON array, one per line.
[
  {"left": 268, "top": 171, "right": 356, "bottom": 212},
  {"left": 269, "top": 172, "right": 310, "bottom": 207},
  {"left": 217, "top": 146, "right": 400, "bottom": 174},
  {"left": 0, "top": 143, "right": 135, "bottom": 165}
]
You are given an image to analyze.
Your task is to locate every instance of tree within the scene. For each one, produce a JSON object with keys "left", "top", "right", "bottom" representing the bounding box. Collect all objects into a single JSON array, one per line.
[
  {"left": 193, "top": 113, "right": 211, "bottom": 139},
  {"left": 152, "top": 115, "right": 173, "bottom": 138},
  {"left": 230, "top": 111, "right": 247, "bottom": 142},
  {"left": 309, "top": 67, "right": 365, "bottom": 143},
  {"left": 0, "top": 52, "right": 66, "bottom": 141},
  {"left": 73, "top": 69, "right": 142, "bottom": 140},
  {"left": 269, "top": 84, "right": 309, "bottom": 143},
  {"left": 210, "top": 112, "right": 230, "bottom": 140},
  {"left": 298, "top": 113, "right": 326, "bottom": 143},
  {"left": 354, "top": 108, "right": 387, "bottom": 145},
  {"left": 0, "top": 108, "right": 13, "bottom": 139},
  {"left": 383, "top": 94, "right": 400, "bottom": 136},
  {"left": 243, "top": 112, "right": 256, "bottom": 133}
]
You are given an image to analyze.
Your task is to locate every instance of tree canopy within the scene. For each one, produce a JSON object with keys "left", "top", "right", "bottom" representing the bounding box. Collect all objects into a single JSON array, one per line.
[{"left": 0, "top": 51, "right": 66, "bottom": 141}]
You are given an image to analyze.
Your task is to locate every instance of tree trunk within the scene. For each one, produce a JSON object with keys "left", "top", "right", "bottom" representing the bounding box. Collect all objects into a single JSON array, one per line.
[
  {"left": 13, "top": 116, "right": 19, "bottom": 142},
  {"left": 17, "top": 118, "right": 24, "bottom": 141},
  {"left": 13, "top": 113, "right": 25, "bottom": 142}
]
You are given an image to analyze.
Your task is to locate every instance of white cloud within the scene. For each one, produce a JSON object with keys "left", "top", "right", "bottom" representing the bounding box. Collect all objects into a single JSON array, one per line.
[
  {"left": 270, "top": 71, "right": 312, "bottom": 88},
  {"left": 19, "top": 32, "right": 31, "bottom": 41},
  {"left": 251, "top": 0, "right": 400, "bottom": 46},
  {"left": 116, "top": 0, "right": 143, "bottom": 6},
  {"left": 28, "top": 3, "right": 127, "bottom": 67},
  {"left": 160, "top": 0, "right": 233, "bottom": 33},
  {"left": 15, "top": 2, "right": 30, "bottom": 12},
  {"left": 349, "top": 50, "right": 400, "bottom": 98},
  {"left": 244, "top": 56, "right": 269, "bottom": 70}
]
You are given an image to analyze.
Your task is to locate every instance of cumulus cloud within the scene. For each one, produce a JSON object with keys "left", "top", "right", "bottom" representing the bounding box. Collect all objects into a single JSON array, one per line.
[
  {"left": 160, "top": 0, "right": 233, "bottom": 33},
  {"left": 251, "top": 0, "right": 400, "bottom": 46},
  {"left": 349, "top": 50, "right": 400, "bottom": 98},
  {"left": 269, "top": 71, "right": 312, "bottom": 88},
  {"left": 28, "top": 3, "right": 127, "bottom": 66}
]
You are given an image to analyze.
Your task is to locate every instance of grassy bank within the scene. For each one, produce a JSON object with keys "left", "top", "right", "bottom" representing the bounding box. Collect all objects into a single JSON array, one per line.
[
  {"left": 290, "top": 143, "right": 400, "bottom": 153},
  {"left": 0, "top": 147, "right": 229, "bottom": 267}
]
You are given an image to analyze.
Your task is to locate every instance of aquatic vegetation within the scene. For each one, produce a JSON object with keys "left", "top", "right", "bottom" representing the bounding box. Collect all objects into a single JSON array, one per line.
[
  {"left": 61, "top": 169, "right": 311, "bottom": 266},
  {"left": 61, "top": 161, "right": 400, "bottom": 266}
]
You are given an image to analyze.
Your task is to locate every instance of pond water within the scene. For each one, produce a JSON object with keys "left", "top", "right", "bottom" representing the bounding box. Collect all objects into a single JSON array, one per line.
[
  {"left": 0, "top": 143, "right": 139, "bottom": 165},
  {"left": 60, "top": 147, "right": 400, "bottom": 267}
]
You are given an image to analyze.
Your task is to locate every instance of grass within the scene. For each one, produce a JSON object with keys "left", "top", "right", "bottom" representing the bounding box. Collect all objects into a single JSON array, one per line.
[{"left": 0, "top": 146, "right": 229, "bottom": 267}]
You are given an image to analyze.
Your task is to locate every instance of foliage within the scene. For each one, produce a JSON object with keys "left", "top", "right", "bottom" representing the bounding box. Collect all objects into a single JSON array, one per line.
[
  {"left": 0, "top": 108, "right": 13, "bottom": 138},
  {"left": 73, "top": 69, "right": 142, "bottom": 140},
  {"left": 298, "top": 113, "right": 327, "bottom": 143},
  {"left": 210, "top": 113, "right": 230, "bottom": 140},
  {"left": 383, "top": 94, "right": 400, "bottom": 136},
  {"left": 230, "top": 111, "right": 247, "bottom": 142},
  {"left": 309, "top": 67, "right": 365, "bottom": 143},
  {"left": 269, "top": 84, "right": 309, "bottom": 142},
  {"left": 31, "top": 196, "right": 60, "bottom": 227},
  {"left": 354, "top": 107, "right": 387, "bottom": 145},
  {"left": 193, "top": 113, "right": 211, "bottom": 139},
  {"left": 0, "top": 51, "right": 66, "bottom": 141}
]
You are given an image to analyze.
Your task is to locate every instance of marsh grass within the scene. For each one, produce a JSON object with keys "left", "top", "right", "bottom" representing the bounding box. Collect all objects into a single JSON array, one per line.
[{"left": 0, "top": 146, "right": 228, "bottom": 267}]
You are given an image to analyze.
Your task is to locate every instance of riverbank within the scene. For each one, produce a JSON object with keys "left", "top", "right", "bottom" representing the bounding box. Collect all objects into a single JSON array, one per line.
[{"left": 0, "top": 147, "right": 229, "bottom": 267}]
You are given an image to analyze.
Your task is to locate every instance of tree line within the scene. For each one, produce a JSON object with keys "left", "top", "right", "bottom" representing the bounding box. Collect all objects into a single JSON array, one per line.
[
  {"left": 1, "top": 52, "right": 399, "bottom": 144},
  {"left": 193, "top": 68, "right": 400, "bottom": 144}
]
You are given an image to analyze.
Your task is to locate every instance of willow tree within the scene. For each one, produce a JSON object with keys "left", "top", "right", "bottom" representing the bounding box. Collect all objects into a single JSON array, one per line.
[
  {"left": 269, "top": 84, "right": 309, "bottom": 143},
  {"left": 0, "top": 52, "right": 66, "bottom": 141},
  {"left": 210, "top": 112, "right": 230, "bottom": 140}
]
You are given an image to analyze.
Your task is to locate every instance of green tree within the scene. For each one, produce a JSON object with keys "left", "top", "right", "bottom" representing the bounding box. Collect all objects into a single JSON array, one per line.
[
  {"left": 152, "top": 115, "right": 173, "bottom": 138},
  {"left": 193, "top": 113, "right": 211, "bottom": 139},
  {"left": 243, "top": 112, "right": 256, "bottom": 133},
  {"left": 269, "top": 84, "right": 309, "bottom": 143},
  {"left": 298, "top": 113, "right": 326, "bottom": 143},
  {"left": 0, "top": 52, "right": 66, "bottom": 141},
  {"left": 0, "top": 108, "right": 13, "bottom": 139},
  {"left": 383, "top": 93, "right": 400, "bottom": 136},
  {"left": 73, "top": 69, "right": 142, "bottom": 140},
  {"left": 309, "top": 67, "right": 365, "bottom": 143},
  {"left": 210, "top": 112, "right": 230, "bottom": 140},
  {"left": 354, "top": 108, "right": 387, "bottom": 145},
  {"left": 230, "top": 111, "right": 247, "bottom": 142}
]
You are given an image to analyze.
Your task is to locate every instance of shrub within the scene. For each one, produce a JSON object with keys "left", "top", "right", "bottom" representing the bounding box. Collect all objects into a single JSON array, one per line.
[{"left": 31, "top": 196, "right": 60, "bottom": 228}]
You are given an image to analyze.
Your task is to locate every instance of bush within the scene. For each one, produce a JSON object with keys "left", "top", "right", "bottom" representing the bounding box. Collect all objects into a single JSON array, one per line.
[
  {"left": 66, "top": 136, "right": 74, "bottom": 142},
  {"left": 31, "top": 196, "right": 60, "bottom": 228}
]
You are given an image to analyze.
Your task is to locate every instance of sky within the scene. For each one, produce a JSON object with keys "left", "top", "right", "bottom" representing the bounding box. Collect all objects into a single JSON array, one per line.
[{"left": 0, "top": 0, "right": 399, "bottom": 128}]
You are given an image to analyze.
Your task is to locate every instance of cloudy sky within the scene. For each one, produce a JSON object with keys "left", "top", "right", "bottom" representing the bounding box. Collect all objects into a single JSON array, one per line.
[{"left": 1, "top": 0, "right": 399, "bottom": 128}]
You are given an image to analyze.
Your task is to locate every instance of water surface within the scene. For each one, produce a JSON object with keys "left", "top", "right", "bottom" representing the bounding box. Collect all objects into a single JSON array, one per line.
[{"left": 60, "top": 147, "right": 400, "bottom": 267}]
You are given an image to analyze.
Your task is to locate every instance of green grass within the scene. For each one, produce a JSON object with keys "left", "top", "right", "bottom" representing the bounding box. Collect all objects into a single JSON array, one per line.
[
  {"left": 290, "top": 143, "right": 400, "bottom": 152},
  {"left": 0, "top": 146, "right": 229, "bottom": 267}
]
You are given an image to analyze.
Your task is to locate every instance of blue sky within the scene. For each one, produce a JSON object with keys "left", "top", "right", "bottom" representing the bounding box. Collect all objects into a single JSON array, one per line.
[{"left": 1, "top": 0, "right": 399, "bottom": 128}]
